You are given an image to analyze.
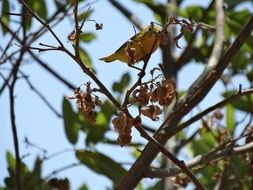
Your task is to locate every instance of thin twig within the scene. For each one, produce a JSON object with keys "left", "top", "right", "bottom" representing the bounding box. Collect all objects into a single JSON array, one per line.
[
  {"left": 135, "top": 126, "right": 206, "bottom": 190},
  {"left": 0, "top": 6, "right": 76, "bottom": 92},
  {"left": 20, "top": 72, "right": 62, "bottom": 118},
  {"left": 9, "top": 51, "right": 26, "bottom": 190},
  {"left": 1, "top": 4, "right": 120, "bottom": 109},
  {"left": 20, "top": 0, "right": 64, "bottom": 47},
  {"left": 173, "top": 88, "right": 253, "bottom": 137},
  {"left": 145, "top": 141, "right": 253, "bottom": 178},
  {"left": 73, "top": 0, "right": 81, "bottom": 58},
  {"left": 44, "top": 162, "right": 81, "bottom": 180},
  {"left": 117, "top": 13, "right": 253, "bottom": 190},
  {"left": 175, "top": 0, "right": 215, "bottom": 69}
]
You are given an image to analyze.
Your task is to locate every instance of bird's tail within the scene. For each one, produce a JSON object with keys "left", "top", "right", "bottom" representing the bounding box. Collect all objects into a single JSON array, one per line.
[{"left": 99, "top": 54, "right": 115, "bottom": 63}]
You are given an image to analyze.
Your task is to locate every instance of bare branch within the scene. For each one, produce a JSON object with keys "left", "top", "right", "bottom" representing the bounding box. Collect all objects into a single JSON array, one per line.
[
  {"left": 135, "top": 127, "right": 206, "bottom": 190},
  {"left": 175, "top": 0, "right": 215, "bottom": 69},
  {"left": 145, "top": 141, "right": 253, "bottom": 178},
  {"left": 8, "top": 52, "right": 26, "bottom": 190},
  {"left": 20, "top": 73, "right": 62, "bottom": 118},
  {"left": 20, "top": 0, "right": 64, "bottom": 47},
  {"left": 117, "top": 11, "right": 253, "bottom": 190},
  {"left": 173, "top": 88, "right": 253, "bottom": 138}
]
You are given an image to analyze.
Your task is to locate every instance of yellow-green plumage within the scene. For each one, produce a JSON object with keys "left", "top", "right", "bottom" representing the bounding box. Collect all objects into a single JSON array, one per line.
[{"left": 99, "top": 25, "right": 161, "bottom": 64}]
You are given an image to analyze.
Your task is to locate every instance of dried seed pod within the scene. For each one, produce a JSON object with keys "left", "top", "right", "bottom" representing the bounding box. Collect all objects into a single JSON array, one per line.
[
  {"left": 141, "top": 105, "right": 162, "bottom": 121},
  {"left": 66, "top": 82, "right": 101, "bottom": 124},
  {"left": 112, "top": 112, "right": 133, "bottom": 146},
  {"left": 133, "top": 84, "right": 150, "bottom": 105},
  {"left": 151, "top": 79, "right": 176, "bottom": 106}
]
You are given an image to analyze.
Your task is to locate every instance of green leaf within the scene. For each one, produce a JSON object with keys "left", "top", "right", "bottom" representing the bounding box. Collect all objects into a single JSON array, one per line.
[
  {"left": 100, "top": 100, "right": 116, "bottom": 121},
  {"left": 78, "top": 9, "right": 93, "bottom": 22},
  {"left": 77, "top": 101, "right": 112, "bottom": 146},
  {"left": 1, "top": 0, "right": 10, "bottom": 35},
  {"left": 22, "top": 1, "right": 33, "bottom": 30},
  {"left": 198, "top": 165, "right": 217, "bottom": 187},
  {"left": 32, "top": 157, "right": 42, "bottom": 179},
  {"left": 80, "top": 32, "right": 96, "bottom": 43},
  {"left": 191, "top": 130, "right": 216, "bottom": 156},
  {"left": 112, "top": 72, "right": 131, "bottom": 93},
  {"left": 226, "top": 104, "right": 235, "bottom": 132},
  {"left": 79, "top": 48, "right": 92, "bottom": 68},
  {"left": 62, "top": 98, "right": 80, "bottom": 144},
  {"left": 146, "top": 180, "right": 162, "bottom": 190},
  {"left": 32, "top": 0, "right": 47, "bottom": 19},
  {"left": 6, "top": 151, "right": 15, "bottom": 171},
  {"left": 223, "top": 91, "right": 253, "bottom": 113},
  {"left": 178, "top": 6, "right": 203, "bottom": 21},
  {"left": 26, "top": 157, "right": 43, "bottom": 189},
  {"left": 78, "top": 184, "right": 89, "bottom": 190},
  {"left": 226, "top": 10, "right": 250, "bottom": 36},
  {"left": 131, "top": 148, "right": 141, "bottom": 159},
  {"left": 230, "top": 50, "right": 250, "bottom": 74},
  {"left": 85, "top": 112, "right": 108, "bottom": 145},
  {"left": 225, "top": 0, "right": 251, "bottom": 9},
  {"left": 246, "top": 71, "right": 253, "bottom": 82},
  {"left": 76, "top": 150, "right": 127, "bottom": 184}
]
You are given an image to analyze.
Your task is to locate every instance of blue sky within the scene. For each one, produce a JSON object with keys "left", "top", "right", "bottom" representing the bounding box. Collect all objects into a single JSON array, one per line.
[{"left": 1, "top": 0, "right": 253, "bottom": 189}]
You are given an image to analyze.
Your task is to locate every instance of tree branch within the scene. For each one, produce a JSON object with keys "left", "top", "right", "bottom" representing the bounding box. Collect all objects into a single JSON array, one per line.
[
  {"left": 20, "top": 0, "right": 64, "bottom": 47},
  {"left": 20, "top": 73, "right": 62, "bottom": 118},
  {"left": 175, "top": 0, "right": 215, "bottom": 70},
  {"left": 8, "top": 1, "right": 121, "bottom": 109},
  {"left": 135, "top": 127, "right": 206, "bottom": 190},
  {"left": 172, "top": 88, "right": 253, "bottom": 138},
  {"left": 145, "top": 141, "right": 253, "bottom": 178},
  {"left": 8, "top": 51, "right": 26, "bottom": 190},
  {"left": 116, "top": 9, "right": 253, "bottom": 190}
]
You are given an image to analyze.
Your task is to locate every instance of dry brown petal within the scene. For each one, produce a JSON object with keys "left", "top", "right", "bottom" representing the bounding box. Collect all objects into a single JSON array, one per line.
[
  {"left": 67, "top": 83, "right": 101, "bottom": 124},
  {"left": 245, "top": 132, "right": 253, "bottom": 144},
  {"left": 158, "top": 29, "right": 169, "bottom": 45},
  {"left": 95, "top": 96, "right": 102, "bottom": 106},
  {"left": 212, "top": 172, "right": 222, "bottom": 181},
  {"left": 112, "top": 112, "right": 132, "bottom": 130},
  {"left": 67, "top": 30, "right": 76, "bottom": 41},
  {"left": 150, "top": 87, "right": 158, "bottom": 102},
  {"left": 151, "top": 80, "right": 176, "bottom": 106},
  {"left": 112, "top": 112, "right": 133, "bottom": 146},
  {"left": 217, "top": 128, "right": 230, "bottom": 143},
  {"left": 173, "top": 175, "right": 189, "bottom": 188},
  {"left": 141, "top": 105, "right": 162, "bottom": 121},
  {"left": 133, "top": 85, "right": 150, "bottom": 105},
  {"left": 247, "top": 157, "right": 253, "bottom": 177},
  {"left": 95, "top": 23, "right": 103, "bottom": 30},
  {"left": 133, "top": 116, "right": 142, "bottom": 127},
  {"left": 213, "top": 109, "right": 223, "bottom": 120},
  {"left": 86, "top": 111, "right": 96, "bottom": 124},
  {"left": 48, "top": 178, "right": 69, "bottom": 190},
  {"left": 117, "top": 134, "right": 132, "bottom": 147}
]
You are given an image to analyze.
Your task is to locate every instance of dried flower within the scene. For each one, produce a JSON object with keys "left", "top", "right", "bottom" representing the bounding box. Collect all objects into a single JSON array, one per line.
[
  {"left": 67, "top": 82, "right": 100, "bottom": 123},
  {"left": 141, "top": 105, "right": 162, "bottom": 121},
  {"left": 132, "top": 84, "right": 150, "bottom": 105},
  {"left": 112, "top": 112, "right": 133, "bottom": 146},
  {"left": 95, "top": 23, "right": 103, "bottom": 30},
  {"left": 213, "top": 109, "right": 223, "bottom": 120},
  {"left": 151, "top": 79, "right": 176, "bottom": 106}
]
